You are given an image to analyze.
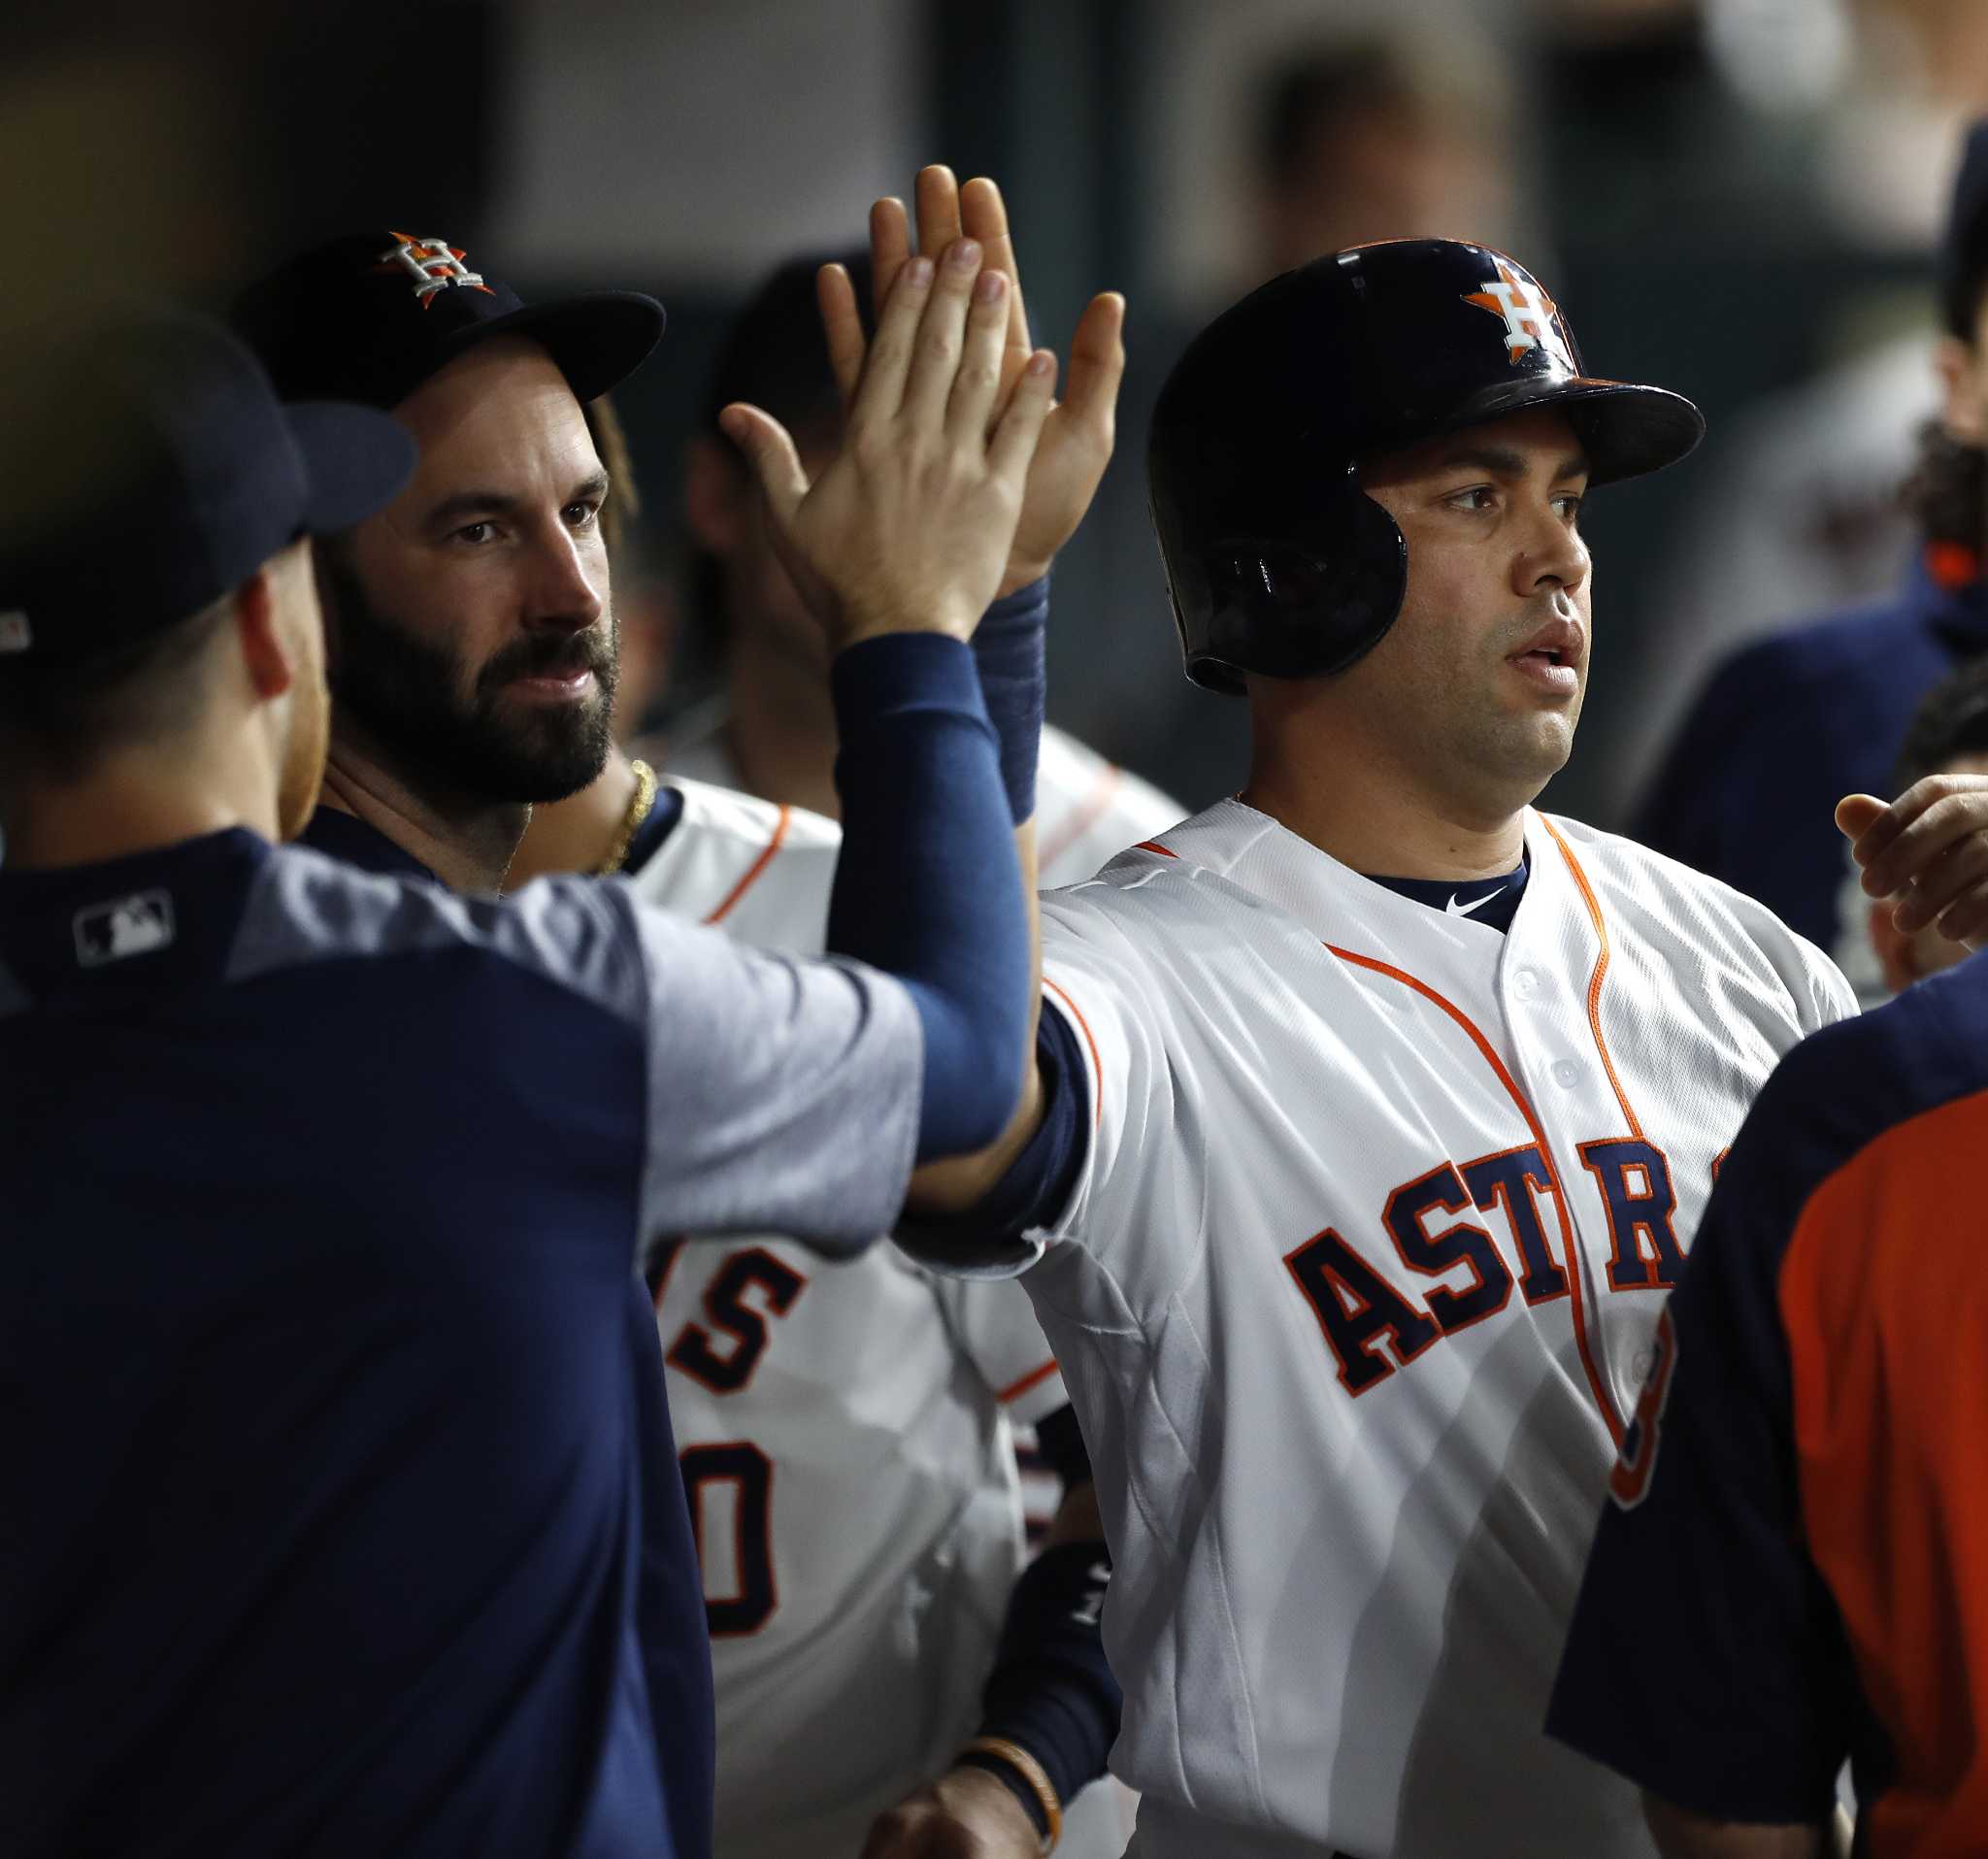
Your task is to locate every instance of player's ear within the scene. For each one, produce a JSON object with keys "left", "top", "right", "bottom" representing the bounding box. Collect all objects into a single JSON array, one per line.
[
  {"left": 1868, "top": 898, "right": 1919, "bottom": 995},
  {"left": 1936, "top": 333, "right": 1988, "bottom": 447},
  {"left": 683, "top": 432, "right": 748, "bottom": 557},
  {"left": 233, "top": 548, "right": 307, "bottom": 704}
]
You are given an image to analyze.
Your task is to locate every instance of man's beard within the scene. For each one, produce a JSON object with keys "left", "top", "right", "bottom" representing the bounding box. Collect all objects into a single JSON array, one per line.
[{"left": 318, "top": 550, "right": 618, "bottom": 805}]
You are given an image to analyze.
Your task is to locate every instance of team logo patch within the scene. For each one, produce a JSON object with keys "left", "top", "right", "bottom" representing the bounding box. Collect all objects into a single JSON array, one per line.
[
  {"left": 0, "top": 610, "right": 31, "bottom": 655},
  {"left": 376, "top": 231, "right": 494, "bottom": 306},
  {"left": 73, "top": 889, "right": 175, "bottom": 968},
  {"left": 1463, "top": 257, "right": 1574, "bottom": 370}
]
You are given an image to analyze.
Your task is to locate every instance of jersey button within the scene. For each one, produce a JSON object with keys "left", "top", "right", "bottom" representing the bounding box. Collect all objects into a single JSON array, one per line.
[
  {"left": 1551, "top": 1058, "right": 1583, "bottom": 1088},
  {"left": 1512, "top": 968, "right": 1541, "bottom": 999}
]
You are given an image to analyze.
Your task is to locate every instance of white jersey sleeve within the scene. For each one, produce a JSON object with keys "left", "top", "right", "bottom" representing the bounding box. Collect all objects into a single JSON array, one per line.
[{"left": 970, "top": 799, "right": 1850, "bottom": 1859}]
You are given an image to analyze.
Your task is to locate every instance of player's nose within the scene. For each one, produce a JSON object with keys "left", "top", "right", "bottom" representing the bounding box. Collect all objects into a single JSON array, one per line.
[
  {"left": 1510, "top": 495, "right": 1589, "bottom": 598},
  {"left": 521, "top": 517, "right": 607, "bottom": 631}
]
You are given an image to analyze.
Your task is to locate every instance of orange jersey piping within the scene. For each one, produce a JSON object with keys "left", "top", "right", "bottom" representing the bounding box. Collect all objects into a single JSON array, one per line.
[
  {"left": 1536, "top": 815, "right": 1648, "bottom": 1145},
  {"left": 997, "top": 1359, "right": 1061, "bottom": 1405},
  {"left": 704, "top": 804, "right": 793, "bottom": 926}
]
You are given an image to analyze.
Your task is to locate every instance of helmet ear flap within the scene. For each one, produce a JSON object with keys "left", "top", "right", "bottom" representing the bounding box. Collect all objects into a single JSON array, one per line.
[{"left": 1184, "top": 492, "right": 1408, "bottom": 690}]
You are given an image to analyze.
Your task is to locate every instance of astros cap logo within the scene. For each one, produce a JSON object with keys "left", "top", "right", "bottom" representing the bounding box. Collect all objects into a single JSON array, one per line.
[
  {"left": 376, "top": 231, "right": 495, "bottom": 307},
  {"left": 1463, "top": 257, "right": 1574, "bottom": 370}
]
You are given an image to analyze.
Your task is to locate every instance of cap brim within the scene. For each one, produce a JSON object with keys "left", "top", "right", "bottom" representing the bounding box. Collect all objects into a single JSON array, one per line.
[
  {"left": 285, "top": 401, "right": 418, "bottom": 534},
  {"left": 444, "top": 292, "right": 666, "bottom": 403},
  {"left": 1451, "top": 376, "right": 1706, "bottom": 485}
]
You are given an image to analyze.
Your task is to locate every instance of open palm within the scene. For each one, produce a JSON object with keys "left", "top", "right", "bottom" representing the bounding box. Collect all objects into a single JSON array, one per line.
[{"left": 824, "top": 166, "right": 1127, "bottom": 599}]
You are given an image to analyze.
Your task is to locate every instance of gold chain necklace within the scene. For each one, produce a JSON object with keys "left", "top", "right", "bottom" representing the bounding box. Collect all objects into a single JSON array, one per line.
[{"left": 594, "top": 759, "right": 658, "bottom": 877}]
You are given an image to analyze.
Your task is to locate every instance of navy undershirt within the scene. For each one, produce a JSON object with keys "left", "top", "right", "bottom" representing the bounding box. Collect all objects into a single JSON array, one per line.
[
  {"left": 620, "top": 783, "right": 686, "bottom": 877},
  {"left": 1363, "top": 851, "right": 1531, "bottom": 935}
]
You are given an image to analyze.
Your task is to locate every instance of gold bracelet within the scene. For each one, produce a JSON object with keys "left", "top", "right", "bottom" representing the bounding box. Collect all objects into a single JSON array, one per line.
[
  {"left": 594, "top": 759, "right": 658, "bottom": 877},
  {"left": 959, "top": 1736, "right": 1062, "bottom": 1854}
]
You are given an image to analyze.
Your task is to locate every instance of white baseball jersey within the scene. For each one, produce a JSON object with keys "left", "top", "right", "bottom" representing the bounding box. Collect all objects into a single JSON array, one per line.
[
  {"left": 663, "top": 717, "right": 1183, "bottom": 891},
  {"left": 911, "top": 798, "right": 1854, "bottom": 1859},
  {"left": 631, "top": 776, "right": 1120, "bottom": 1859}
]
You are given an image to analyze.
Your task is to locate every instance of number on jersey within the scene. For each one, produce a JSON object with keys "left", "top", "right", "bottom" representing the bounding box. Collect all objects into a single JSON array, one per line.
[{"left": 680, "top": 1442, "right": 777, "bottom": 1636}]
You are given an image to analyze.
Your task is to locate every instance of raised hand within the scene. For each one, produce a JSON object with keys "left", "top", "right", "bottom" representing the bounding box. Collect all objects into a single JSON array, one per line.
[
  {"left": 721, "top": 239, "right": 1055, "bottom": 651},
  {"left": 1837, "top": 772, "right": 1988, "bottom": 950},
  {"left": 827, "top": 165, "right": 1127, "bottom": 599}
]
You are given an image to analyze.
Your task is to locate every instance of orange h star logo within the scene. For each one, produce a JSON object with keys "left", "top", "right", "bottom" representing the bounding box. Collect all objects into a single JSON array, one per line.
[
  {"left": 376, "top": 232, "right": 495, "bottom": 306},
  {"left": 1464, "top": 259, "right": 1574, "bottom": 369}
]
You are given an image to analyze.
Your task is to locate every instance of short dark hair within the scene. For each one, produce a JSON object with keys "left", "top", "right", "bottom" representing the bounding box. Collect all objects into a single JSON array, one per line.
[
  {"left": 582, "top": 391, "right": 641, "bottom": 563},
  {"left": 1251, "top": 29, "right": 1506, "bottom": 195},
  {"left": 1891, "top": 655, "right": 1988, "bottom": 795},
  {"left": 0, "top": 595, "right": 233, "bottom": 780},
  {"left": 1940, "top": 120, "right": 1988, "bottom": 341},
  {"left": 1899, "top": 418, "right": 1986, "bottom": 557},
  {"left": 1254, "top": 37, "right": 1429, "bottom": 191},
  {"left": 700, "top": 249, "right": 872, "bottom": 442}
]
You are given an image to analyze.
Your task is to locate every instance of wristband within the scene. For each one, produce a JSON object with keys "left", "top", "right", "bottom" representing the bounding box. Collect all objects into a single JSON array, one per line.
[
  {"left": 971, "top": 1541, "right": 1120, "bottom": 1830},
  {"left": 958, "top": 1736, "right": 1061, "bottom": 1853},
  {"left": 973, "top": 576, "right": 1049, "bottom": 823}
]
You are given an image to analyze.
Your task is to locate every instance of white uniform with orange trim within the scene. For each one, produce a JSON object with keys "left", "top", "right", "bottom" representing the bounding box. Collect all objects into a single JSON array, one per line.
[
  {"left": 664, "top": 718, "right": 1183, "bottom": 890},
  {"left": 628, "top": 775, "right": 1116, "bottom": 1859},
  {"left": 971, "top": 798, "right": 1854, "bottom": 1859}
]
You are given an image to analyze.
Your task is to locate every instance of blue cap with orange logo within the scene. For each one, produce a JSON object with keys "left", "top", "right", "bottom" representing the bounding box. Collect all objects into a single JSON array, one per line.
[{"left": 232, "top": 230, "right": 665, "bottom": 412}]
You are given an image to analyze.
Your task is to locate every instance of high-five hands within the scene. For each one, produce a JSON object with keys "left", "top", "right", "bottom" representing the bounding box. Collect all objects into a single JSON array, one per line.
[
  {"left": 719, "top": 238, "right": 1055, "bottom": 652},
  {"left": 1837, "top": 773, "right": 1988, "bottom": 951},
  {"left": 830, "top": 165, "right": 1128, "bottom": 599}
]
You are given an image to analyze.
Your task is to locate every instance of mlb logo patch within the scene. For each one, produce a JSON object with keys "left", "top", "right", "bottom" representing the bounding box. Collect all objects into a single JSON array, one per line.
[
  {"left": 73, "top": 890, "right": 176, "bottom": 967},
  {"left": 0, "top": 610, "right": 32, "bottom": 654}
]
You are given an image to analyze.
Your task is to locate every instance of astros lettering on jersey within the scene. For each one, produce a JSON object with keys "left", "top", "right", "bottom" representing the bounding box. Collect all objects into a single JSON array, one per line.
[
  {"left": 627, "top": 775, "right": 1101, "bottom": 1859},
  {"left": 905, "top": 797, "right": 1853, "bottom": 1859}
]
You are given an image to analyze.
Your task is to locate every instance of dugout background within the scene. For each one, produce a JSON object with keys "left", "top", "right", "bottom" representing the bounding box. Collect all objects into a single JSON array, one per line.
[{"left": 3, "top": 0, "right": 1975, "bottom": 829}]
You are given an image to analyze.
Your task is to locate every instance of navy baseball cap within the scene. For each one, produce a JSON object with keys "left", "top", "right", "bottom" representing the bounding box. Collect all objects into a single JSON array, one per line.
[
  {"left": 1941, "top": 118, "right": 1988, "bottom": 339},
  {"left": 0, "top": 311, "right": 415, "bottom": 670},
  {"left": 233, "top": 230, "right": 665, "bottom": 411}
]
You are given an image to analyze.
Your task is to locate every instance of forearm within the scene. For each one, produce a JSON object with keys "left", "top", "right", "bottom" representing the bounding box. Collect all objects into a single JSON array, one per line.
[
  {"left": 955, "top": 1479, "right": 1119, "bottom": 1841},
  {"left": 826, "top": 634, "right": 1031, "bottom": 1161},
  {"left": 906, "top": 576, "right": 1050, "bottom": 1206},
  {"left": 1644, "top": 1793, "right": 1834, "bottom": 1859}
]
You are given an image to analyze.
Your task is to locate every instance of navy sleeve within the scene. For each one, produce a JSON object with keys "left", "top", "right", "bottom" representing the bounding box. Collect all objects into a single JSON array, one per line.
[
  {"left": 1545, "top": 1035, "right": 1864, "bottom": 1823},
  {"left": 827, "top": 633, "right": 1030, "bottom": 1162},
  {"left": 894, "top": 999, "right": 1091, "bottom": 1273}
]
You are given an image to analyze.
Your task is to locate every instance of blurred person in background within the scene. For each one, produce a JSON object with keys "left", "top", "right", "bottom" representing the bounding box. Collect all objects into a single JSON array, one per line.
[
  {"left": 1630, "top": 116, "right": 1988, "bottom": 951},
  {"left": 514, "top": 172, "right": 1136, "bottom": 1859},
  {"left": 1248, "top": 26, "right": 1523, "bottom": 283},
  {"left": 651, "top": 236, "right": 1181, "bottom": 888},
  {"left": 1860, "top": 656, "right": 1988, "bottom": 994}
]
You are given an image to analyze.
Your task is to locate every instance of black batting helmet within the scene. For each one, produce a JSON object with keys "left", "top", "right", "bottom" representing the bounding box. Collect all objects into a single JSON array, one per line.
[{"left": 1148, "top": 238, "right": 1705, "bottom": 693}]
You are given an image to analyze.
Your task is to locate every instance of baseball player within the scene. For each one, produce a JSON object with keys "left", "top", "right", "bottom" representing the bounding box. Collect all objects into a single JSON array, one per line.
[
  {"left": 236, "top": 203, "right": 1130, "bottom": 1857},
  {"left": 1546, "top": 797, "right": 1988, "bottom": 1855},
  {"left": 507, "top": 175, "right": 1137, "bottom": 1859},
  {"left": 0, "top": 287, "right": 1050, "bottom": 1856},
  {"left": 778, "top": 239, "right": 1988, "bottom": 1858}
]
